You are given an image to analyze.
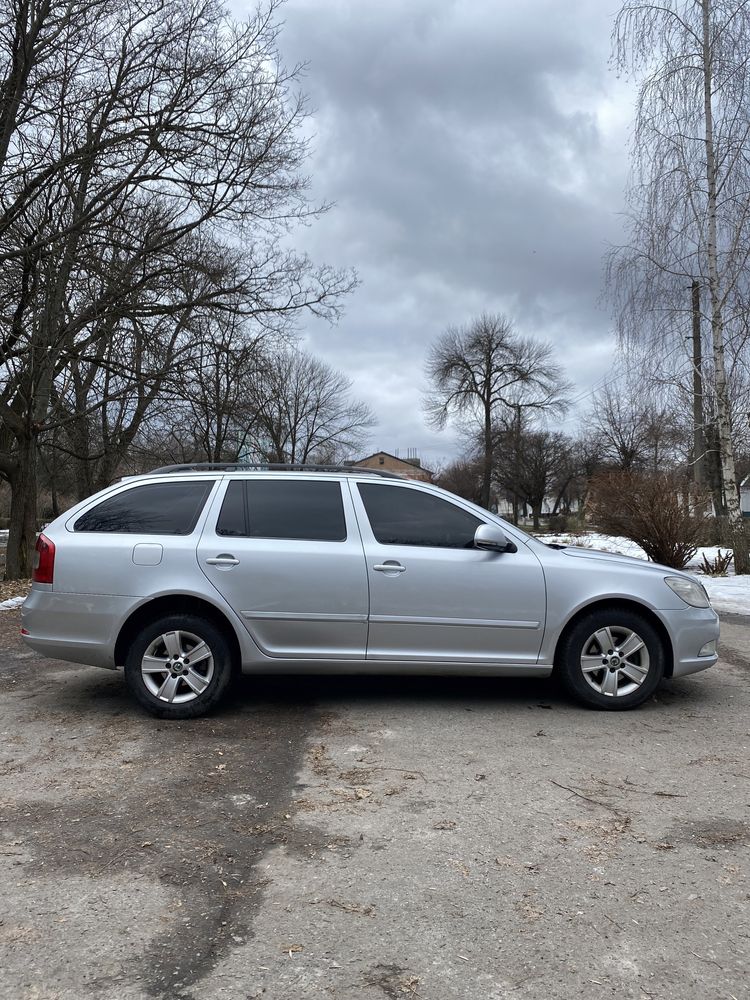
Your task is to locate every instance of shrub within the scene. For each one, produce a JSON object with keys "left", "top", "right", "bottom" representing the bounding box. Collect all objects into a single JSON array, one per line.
[
  {"left": 700, "top": 548, "right": 733, "bottom": 576},
  {"left": 588, "top": 472, "right": 709, "bottom": 569}
]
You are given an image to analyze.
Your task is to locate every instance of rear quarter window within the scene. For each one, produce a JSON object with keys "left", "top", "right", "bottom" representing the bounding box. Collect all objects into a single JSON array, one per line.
[{"left": 74, "top": 481, "right": 214, "bottom": 534}]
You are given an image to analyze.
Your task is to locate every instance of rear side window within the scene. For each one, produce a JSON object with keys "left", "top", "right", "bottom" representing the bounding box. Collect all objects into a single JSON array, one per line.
[
  {"left": 358, "top": 483, "right": 482, "bottom": 548},
  {"left": 216, "top": 481, "right": 246, "bottom": 536},
  {"left": 216, "top": 480, "right": 346, "bottom": 541},
  {"left": 74, "top": 482, "right": 213, "bottom": 534}
]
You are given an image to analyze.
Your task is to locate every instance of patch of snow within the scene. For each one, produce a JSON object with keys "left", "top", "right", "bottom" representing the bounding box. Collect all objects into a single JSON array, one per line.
[
  {"left": 0, "top": 596, "right": 25, "bottom": 610},
  {"left": 700, "top": 576, "right": 750, "bottom": 615}
]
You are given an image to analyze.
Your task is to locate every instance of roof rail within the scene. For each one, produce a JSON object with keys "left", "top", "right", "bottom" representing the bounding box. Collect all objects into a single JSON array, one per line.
[{"left": 147, "top": 462, "right": 405, "bottom": 480}]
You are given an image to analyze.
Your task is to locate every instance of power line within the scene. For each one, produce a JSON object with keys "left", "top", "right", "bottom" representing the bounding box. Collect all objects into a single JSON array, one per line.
[{"left": 566, "top": 340, "right": 689, "bottom": 409}]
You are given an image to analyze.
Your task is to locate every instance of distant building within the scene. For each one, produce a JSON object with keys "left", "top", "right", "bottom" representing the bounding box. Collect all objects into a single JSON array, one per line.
[
  {"left": 740, "top": 476, "right": 750, "bottom": 516},
  {"left": 351, "top": 450, "right": 433, "bottom": 482}
]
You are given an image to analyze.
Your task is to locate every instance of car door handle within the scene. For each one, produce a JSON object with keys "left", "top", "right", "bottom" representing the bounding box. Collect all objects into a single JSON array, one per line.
[
  {"left": 205, "top": 555, "right": 240, "bottom": 566},
  {"left": 373, "top": 561, "right": 406, "bottom": 574}
]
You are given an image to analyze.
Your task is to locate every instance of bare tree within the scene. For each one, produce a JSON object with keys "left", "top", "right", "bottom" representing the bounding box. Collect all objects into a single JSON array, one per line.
[
  {"left": 0, "top": 0, "right": 354, "bottom": 577},
  {"left": 434, "top": 458, "right": 484, "bottom": 505},
  {"left": 0, "top": 1, "right": 111, "bottom": 189},
  {"left": 589, "top": 375, "right": 684, "bottom": 473},
  {"left": 45, "top": 260, "right": 229, "bottom": 497},
  {"left": 612, "top": 0, "right": 750, "bottom": 570},
  {"left": 52, "top": 329, "right": 220, "bottom": 498},
  {"left": 564, "top": 434, "right": 606, "bottom": 515},
  {"left": 246, "top": 348, "right": 375, "bottom": 463},
  {"left": 425, "top": 313, "right": 572, "bottom": 509},
  {"left": 493, "top": 427, "right": 572, "bottom": 529},
  {"left": 159, "top": 315, "right": 268, "bottom": 467}
]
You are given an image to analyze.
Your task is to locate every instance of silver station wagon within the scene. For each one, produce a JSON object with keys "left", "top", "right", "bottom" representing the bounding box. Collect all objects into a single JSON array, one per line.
[{"left": 21, "top": 465, "right": 719, "bottom": 719}]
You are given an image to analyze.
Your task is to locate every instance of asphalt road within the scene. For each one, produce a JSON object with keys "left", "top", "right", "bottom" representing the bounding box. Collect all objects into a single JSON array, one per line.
[{"left": 0, "top": 610, "right": 748, "bottom": 1000}]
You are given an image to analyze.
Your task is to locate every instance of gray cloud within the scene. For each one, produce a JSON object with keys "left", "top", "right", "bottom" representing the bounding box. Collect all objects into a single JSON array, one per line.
[{"left": 231, "top": 0, "right": 633, "bottom": 466}]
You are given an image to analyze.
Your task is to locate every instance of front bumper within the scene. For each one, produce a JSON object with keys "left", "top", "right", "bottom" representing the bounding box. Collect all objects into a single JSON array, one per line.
[{"left": 659, "top": 606, "right": 720, "bottom": 677}]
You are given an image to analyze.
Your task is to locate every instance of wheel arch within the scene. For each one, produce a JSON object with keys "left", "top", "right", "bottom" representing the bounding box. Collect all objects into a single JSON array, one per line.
[
  {"left": 553, "top": 598, "right": 675, "bottom": 678},
  {"left": 114, "top": 594, "right": 242, "bottom": 671}
]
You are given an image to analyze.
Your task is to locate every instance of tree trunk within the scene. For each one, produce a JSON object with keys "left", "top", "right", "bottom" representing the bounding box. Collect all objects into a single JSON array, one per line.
[
  {"left": 481, "top": 401, "right": 492, "bottom": 509},
  {"left": 701, "top": 0, "right": 749, "bottom": 573},
  {"left": 5, "top": 437, "right": 38, "bottom": 580},
  {"left": 532, "top": 503, "right": 541, "bottom": 530},
  {"left": 690, "top": 280, "right": 705, "bottom": 488},
  {"left": 705, "top": 419, "right": 726, "bottom": 517}
]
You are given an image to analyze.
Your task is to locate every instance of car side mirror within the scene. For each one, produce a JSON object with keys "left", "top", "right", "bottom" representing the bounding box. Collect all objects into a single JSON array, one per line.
[{"left": 474, "top": 523, "right": 517, "bottom": 553}]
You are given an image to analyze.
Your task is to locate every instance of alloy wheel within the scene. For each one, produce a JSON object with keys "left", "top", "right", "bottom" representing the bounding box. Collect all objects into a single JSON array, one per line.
[
  {"left": 580, "top": 625, "right": 650, "bottom": 698},
  {"left": 140, "top": 629, "right": 215, "bottom": 704}
]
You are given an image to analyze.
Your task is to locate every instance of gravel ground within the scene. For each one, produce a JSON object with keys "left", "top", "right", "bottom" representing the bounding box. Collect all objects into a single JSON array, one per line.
[
  {"left": 0, "top": 578, "right": 30, "bottom": 602},
  {"left": 0, "top": 609, "right": 748, "bottom": 1000}
]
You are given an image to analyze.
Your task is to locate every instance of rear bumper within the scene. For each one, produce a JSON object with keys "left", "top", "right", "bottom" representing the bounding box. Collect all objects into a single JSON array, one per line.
[
  {"left": 659, "top": 606, "right": 720, "bottom": 678},
  {"left": 21, "top": 589, "right": 134, "bottom": 669}
]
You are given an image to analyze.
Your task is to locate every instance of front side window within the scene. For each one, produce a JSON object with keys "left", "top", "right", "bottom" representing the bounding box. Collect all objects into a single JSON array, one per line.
[
  {"left": 216, "top": 480, "right": 347, "bottom": 541},
  {"left": 358, "top": 484, "right": 482, "bottom": 548},
  {"left": 75, "top": 481, "right": 213, "bottom": 534}
]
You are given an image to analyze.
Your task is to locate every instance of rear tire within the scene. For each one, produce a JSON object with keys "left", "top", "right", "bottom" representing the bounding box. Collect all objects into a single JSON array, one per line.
[
  {"left": 557, "top": 607, "right": 665, "bottom": 710},
  {"left": 124, "top": 614, "right": 234, "bottom": 719}
]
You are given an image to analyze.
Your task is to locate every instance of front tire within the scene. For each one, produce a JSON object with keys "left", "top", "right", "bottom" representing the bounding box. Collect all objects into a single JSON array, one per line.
[
  {"left": 557, "top": 608, "right": 665, "bottom": 710},
  {"left": 124, "top": 614, "right": 234, "bottom": 719}
]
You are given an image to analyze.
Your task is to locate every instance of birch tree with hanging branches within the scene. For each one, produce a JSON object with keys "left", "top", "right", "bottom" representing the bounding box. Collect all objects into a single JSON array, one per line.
[{"left": 611, "top": 0, "right": 750, "bottom": 571}]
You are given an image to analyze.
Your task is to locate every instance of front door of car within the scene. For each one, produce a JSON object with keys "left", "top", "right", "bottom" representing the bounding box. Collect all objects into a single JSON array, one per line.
[
  {"left": 350, "top": 481, "right": 546, "bottom": 664},
  {"left": 198, "top": 477, "right": 368, "bottom": 659}
]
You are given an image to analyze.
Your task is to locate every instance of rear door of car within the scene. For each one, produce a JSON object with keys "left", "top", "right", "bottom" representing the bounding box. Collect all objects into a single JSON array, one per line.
[
  {"left": 197, "top": 476, "right": 369, "bottom": 659},
  {"left": 351, "top": 480, "right": 546, "bottom": 664}
]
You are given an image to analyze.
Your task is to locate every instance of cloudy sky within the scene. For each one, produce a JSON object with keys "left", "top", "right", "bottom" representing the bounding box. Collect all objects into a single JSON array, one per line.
[{"left": 232, "top": 0, "right": 635, "bottom": 469}]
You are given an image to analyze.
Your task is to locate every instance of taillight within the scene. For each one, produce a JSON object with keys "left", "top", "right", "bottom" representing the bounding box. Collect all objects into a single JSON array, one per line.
[{"left": 32, "top": 533, "right": 55, "bottom": 585}]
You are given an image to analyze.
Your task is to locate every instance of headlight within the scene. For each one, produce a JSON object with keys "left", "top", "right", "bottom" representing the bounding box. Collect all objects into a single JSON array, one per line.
[{"left": 665, "top": 576, "right": 711, "bottom": 608}]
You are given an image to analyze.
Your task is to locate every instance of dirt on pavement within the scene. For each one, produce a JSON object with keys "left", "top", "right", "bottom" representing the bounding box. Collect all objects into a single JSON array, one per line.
[{"left": 0, "top": 609, "right": 748, "bottom": 1000}]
